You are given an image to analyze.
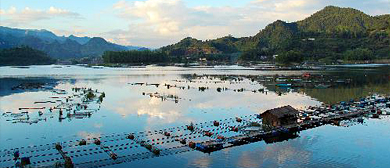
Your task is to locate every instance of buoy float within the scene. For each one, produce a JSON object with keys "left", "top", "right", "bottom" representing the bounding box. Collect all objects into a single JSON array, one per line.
[
  {"left": 204, "top": 131, "right": 213, "bottom": 137},
  {"left": 13, "top": 150, "right": 19, "bottom": 160},
  {"left": 152, "top": 148, "right": 160, "bottom": 155},
  {"left": 55, "top": 143, "right": 62, "bottom": 150},
  {"left": 217, "top": 135, "right": 225, "bottom": 140},
  {"left": 94, "top": 139, "right": 101, "bottom": 145},
  {"left": 110, "top": 153, "right": 117, "bottom": 160},
  {"left": 21, "top": 157, "right": 31, "bottom": 166},
  {"left": 79, "top": 139, "right": 87, "bottom": 146},
  {"left": 179, "top": 139, "right": 186, "bottom": 144},
  {"left": 231, "top": 127, "right": 239, "bottom": 132},
  {"left": 187, "top": 125, "right": 194, "bottom": 131},
  {"left": 127, "top": 134, "right": 135, "bottom": 140},
  {"left": 188, "top": 142, "right": 195, "bottom": 148}
]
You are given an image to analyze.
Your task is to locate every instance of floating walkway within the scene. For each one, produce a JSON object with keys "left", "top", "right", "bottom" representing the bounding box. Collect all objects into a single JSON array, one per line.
[{"left": 1, "top": 95, "right": 389, "bottom": 168}]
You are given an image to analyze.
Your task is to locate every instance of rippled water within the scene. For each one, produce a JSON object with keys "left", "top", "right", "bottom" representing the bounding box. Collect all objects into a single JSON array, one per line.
[{"left": 0, "top": 65, "right": 389, "bottom": 168}]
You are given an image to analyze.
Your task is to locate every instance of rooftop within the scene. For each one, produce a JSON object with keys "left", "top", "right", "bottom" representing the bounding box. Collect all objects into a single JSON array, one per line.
[{"left": 261, "top": 105, "right": 299, "bottom": 118}]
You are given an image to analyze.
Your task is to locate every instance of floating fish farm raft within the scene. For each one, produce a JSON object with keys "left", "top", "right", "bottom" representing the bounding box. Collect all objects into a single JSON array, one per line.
[
  {"left": 2, "top": 87, "right": 105, "bottom": 125},
  {"left": 1, "top": 94, "right": 390, "bottom": 168}
]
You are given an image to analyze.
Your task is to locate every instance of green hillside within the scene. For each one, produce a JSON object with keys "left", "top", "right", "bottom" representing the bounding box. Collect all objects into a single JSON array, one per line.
[
  {"left": 0, "top": 46, "right": 56, "bottom": 66},
  {"left": 161, "top": 6, "right": 390, "bottom": 64}
]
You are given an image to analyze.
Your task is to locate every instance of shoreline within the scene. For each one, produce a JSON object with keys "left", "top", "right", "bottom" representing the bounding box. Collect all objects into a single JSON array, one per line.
[{"left": 2, "top": 63, "right": 389, "bottom": 71}]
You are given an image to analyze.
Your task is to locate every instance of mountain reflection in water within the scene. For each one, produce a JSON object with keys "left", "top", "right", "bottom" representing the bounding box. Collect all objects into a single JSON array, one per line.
[{"left": 0, "top": 65, "right": 389, "bottom": 168}]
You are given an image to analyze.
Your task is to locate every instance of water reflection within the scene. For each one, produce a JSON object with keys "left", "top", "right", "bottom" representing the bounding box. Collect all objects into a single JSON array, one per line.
[
  {"left": 235, "top": 136, "right": 316, "bottom": 168},
  {"left": 1, "top": 66, "right": 390, "bottom": 168},
  {"left": 1, "top": 84, "right": 104, "bottom": 125},
  {"left": 0, "top": 77, "right": 62, "bottom": 97},
  {"left": 1, "top": 67, "right": 389, "bottom": 131},
  {"left": 263, "top": 132, "right": 300, "bottom": 144}
]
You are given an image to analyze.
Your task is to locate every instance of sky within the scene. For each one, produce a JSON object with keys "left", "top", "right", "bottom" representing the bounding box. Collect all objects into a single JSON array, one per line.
[{"left": 1, "top": 0, "right": 389, "bottom": 48}]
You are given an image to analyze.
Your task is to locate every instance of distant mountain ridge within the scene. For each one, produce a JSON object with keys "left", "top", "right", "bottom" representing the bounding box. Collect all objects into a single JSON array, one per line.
[
  {"left": 0, "top": 26, "right": 147, "bottom": 59},
  {"left": 161, "top": 6, "right": 390, "bottom": 61},
  {"left": 2, "top": 6, "right": 389, "bottom": 62},
  {"left": 68, "top": 35, "right": 91, "bottom": 45}
]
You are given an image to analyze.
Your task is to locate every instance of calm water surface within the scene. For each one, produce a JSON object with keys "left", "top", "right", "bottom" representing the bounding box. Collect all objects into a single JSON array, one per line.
[{"left": 0, "top": 65, "right": 390, "bottom": 168}]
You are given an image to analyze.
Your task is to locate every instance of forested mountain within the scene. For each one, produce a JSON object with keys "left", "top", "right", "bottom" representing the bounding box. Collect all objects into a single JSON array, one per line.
[
  {"left": 0, "top": 26, "right": 62, "bottom": 43},
  {"left": 1, "top": 6, "right": 389, "bottom": 63},
  {"left": 161, "top": 6, "right": 390, "bottom": 63},
  {"left": 0, "top": 27, "right": 147, "bottom": 59},
  {"left": 297, "top": 6, "right": 388, "bottom": 33},
  {"left": 102, "top": 50, "right": 167, "bottom": 64},
  {"left": 0, "top": 46, "right": 56, "bottom": 66}
]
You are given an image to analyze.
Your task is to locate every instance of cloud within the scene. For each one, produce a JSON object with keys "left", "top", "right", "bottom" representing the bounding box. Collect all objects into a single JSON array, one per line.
[
  {"left": 108, "top": 0, "right": 270, "bottom": 47},
  {"left": 1, "top": 0, "right": 388, "bottom": 47},
  {"left": 77, "top": 131, "right": 101, "bottom": 139},
  {"left": 106, "top": 0, "right": 390, "bottom": 48},
  {"left": 51, "top": 27, "right": 88, "bottom": 37},
  {"left": 0, "top": 6, "right": 82, "bottom": 26}
]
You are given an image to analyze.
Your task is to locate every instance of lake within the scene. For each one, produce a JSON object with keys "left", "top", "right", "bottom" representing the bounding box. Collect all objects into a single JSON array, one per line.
[{"left": 1, "top": 65, "right": 390, "bottom": 168}]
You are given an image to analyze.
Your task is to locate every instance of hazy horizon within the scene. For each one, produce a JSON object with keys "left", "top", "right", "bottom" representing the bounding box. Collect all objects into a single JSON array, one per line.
[{"left": 1, "top": 0, "right": 389, "bottom": 48}]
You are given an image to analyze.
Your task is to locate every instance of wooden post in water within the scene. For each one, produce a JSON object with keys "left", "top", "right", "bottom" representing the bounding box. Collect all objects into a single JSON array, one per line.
[{"left": 55, "top": 143, "right": 74, "bottom": 168}]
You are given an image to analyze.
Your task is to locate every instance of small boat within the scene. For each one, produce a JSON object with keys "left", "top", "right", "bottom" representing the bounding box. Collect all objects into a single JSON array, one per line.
[
  {"left": 383, "top": 108, "right": 390, "bottom": 115},
  {"left": 275, "top": 83, "right": 292, "bottom": 87},
  {"left": 315, "top": 84, "right": 331, "bottom": 89},
  {"left": 302, "top": 73, "right": 311, "bottom": 78},
  {"left": 91, "top": 66, "right": 104, "bottom": 69},
  {"left": 12, "top": 66, "right": 30, "bottom": 69},
  {"left": 276, "top": 78, "right": 287, "bottom": 82},
  {"left": 372, "top": 114, "right": 380, "bottom": 118}
]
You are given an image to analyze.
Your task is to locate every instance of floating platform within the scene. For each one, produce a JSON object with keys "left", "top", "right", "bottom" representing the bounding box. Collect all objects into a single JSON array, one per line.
[{"left": 1, "top": 95, "right": 389, "bottom": 168}]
